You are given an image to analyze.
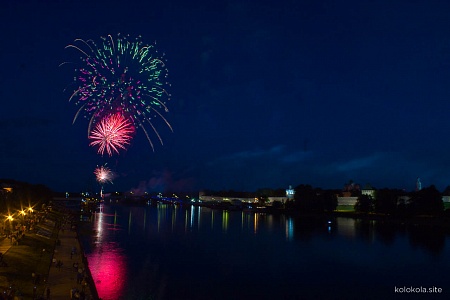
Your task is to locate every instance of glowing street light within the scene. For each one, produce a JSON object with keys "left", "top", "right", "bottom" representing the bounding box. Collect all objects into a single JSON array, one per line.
[{"left": 5, "top": 215, "right": 14, "bottom": 233}]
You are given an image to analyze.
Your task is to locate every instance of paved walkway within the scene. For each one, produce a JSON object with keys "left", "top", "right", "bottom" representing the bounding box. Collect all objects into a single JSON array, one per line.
[
  {"left": 45, "top": 225, "right": 97, "bottom": 300},
  {"left": 0, "top": 236, "right": 13, "bottom": 289},
  {"left": 0, "top": 236, "right": 13, "bottom": 256}
]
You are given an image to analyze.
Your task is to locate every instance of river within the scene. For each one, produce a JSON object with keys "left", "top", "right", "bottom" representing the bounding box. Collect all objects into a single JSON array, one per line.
[{"left": 80, "top": 203, "right": 450, "bottom": 299}]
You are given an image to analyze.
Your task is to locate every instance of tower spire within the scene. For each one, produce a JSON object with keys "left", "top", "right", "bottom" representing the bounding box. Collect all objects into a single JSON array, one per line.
[{"left": 416, "top": 177, "right": 422, "bottom": 191}]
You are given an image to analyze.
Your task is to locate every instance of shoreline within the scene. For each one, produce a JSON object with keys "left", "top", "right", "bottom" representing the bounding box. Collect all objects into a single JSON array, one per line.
[
  {"left": 75, "top": 225, "right": 100, "bottom": 300},
  {"left": 45, "top": 209, "right": 100, "bottom": 300},
  {"left": 0, "top": 208, "right": 100, "bottom": 299},
  {"left": 110, "top": 200, "right": 450, "bottom": 229}
]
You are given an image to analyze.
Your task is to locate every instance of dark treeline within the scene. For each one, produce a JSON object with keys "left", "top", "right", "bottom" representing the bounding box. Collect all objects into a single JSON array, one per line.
[
  {"left": 0, "top": 179, "right": 53, "bottom": 212},
  {"left": 289, "top": 184, "right": 447, "bottom": 216},
  {"left": 285, "top": 184, "right": 340, "bottom": 213},
  {"left": 355, "top": 185, "right": 445, "bottom": 216}
]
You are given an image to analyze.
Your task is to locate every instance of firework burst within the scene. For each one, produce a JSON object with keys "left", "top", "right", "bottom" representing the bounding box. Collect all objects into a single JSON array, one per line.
[
  {"left": 61, "top": 34, "right": 172, "bottom": 151},
  {"left": 94, "top": 165, "right": 114, "bottom": 184},
  {"left": 89, "top": 113, "right": 135, "bottom": 156}
]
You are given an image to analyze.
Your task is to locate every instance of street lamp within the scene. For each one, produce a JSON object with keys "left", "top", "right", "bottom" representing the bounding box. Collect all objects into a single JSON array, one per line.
[
  {"left": 18, "top": 210, "right": 26, "bottom": 230},
  {"left": 5, "top": 215, "right": 14, "bottom": 233}
]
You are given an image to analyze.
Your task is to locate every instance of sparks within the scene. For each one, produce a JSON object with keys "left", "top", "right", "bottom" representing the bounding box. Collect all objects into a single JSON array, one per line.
[
  {"left": 94, "top": 165, "right": 114, "bottom": 184},
  {"left": 89, "top": 113, "right": 135, "bottom": 156},
  {"left": 62, "top": 34, "right": 173, "bottom": 152}
]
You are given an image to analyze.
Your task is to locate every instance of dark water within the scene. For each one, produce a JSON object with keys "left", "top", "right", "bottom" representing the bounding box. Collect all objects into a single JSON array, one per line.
[{"left": 80, "top": 204, "right": 450, "bottom": 299}]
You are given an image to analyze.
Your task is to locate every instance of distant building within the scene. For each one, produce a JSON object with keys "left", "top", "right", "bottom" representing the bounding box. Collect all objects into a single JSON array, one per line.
[
  {"left": 442, "top": 196, "right": 450, "bottom": 209},
  {"left": 286, "top": 185, "right": 295, "bottom": 200},
  {"left": 416, "top": 177, "right": 422, "bottom": 191},
  {"left": 361, "top": 184, "right": 376, "bottom": 199},
  {"left": 1, "top": 183, "right": 13, "bottom": 193},
  {"left": 336, "top": 180, "right": 361, "bottom": 211},
  {"left": 442, "top": 196, "right": 450, "bottom": 203},
  {"left": 268, "top": 197, "right": 288, "bottom": 204},
  {"left": 336, "top": 196, "right": 358, "bottom": 210},
  {"left": 397, "top": 195, "right": 411, "bottom": 205},
  {"left": 343, "top": 180, "right": 360, "bottom": 193},
  {"left": 198, "top": 195, "right": 258, "bottom": 203}
]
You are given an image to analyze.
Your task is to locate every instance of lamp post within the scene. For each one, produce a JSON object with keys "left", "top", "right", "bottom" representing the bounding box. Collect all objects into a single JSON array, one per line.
[
  {"left": 27, "top": 206, "right": 34, "bottom": 232},
  {"left": 18, "top": 210, "right": 26, "bottom": 233},
  {"left": 5, "top": 215, "right": 13, "bottom": 234}
]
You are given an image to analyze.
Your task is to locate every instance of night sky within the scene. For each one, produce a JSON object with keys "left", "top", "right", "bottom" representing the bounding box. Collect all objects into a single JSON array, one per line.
[{"left": 2, "top": 0, "right": 450, "bottom": 194}]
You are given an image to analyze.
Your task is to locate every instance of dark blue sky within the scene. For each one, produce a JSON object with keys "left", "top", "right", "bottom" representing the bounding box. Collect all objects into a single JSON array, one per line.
[{"left": 2, "top": 0, "right": 450, "bottom": 194}]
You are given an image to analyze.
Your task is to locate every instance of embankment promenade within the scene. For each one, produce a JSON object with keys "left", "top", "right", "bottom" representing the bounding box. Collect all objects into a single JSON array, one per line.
[{"left": 0, "top": 208, "right": 99, "bottom": 299}]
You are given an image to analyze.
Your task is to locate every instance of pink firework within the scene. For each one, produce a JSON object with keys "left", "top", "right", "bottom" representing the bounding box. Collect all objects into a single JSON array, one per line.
[
  {"left": 89, "top": 113, "right": 135, "bottom": 156},
  {"left": 94, "top": 165, "right": 113, "bottom": 184}
]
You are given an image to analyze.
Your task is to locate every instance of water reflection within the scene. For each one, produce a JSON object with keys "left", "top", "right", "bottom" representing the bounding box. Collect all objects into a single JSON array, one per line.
[
  {"left": 285, "top": 217, "right": 294, "bottom": 241},
  {"left": 336, "top": 217, "right": 356, "bottom": 238},
  {"left": 335, "top": 218, "right": 448, "bottom": 256},
  {"left": 89, "top": 208, "right": 127, "bottom": 299},
  {"left": 222, "top": 210, "right": 228, "bottom": 232},
  {"left": 83, "top": 204, "right": 450, "bottom": 300},
  {"left": 100, "top": 205, "right": 449, "bottom": 257},
  {"left": 408, "top": 225, "right": 446, "bottom": 256}
]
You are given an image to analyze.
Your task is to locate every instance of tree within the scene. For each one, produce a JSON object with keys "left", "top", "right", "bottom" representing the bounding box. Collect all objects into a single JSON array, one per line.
[
  {"left": 258, "top": 196, "right": 268, "bottom": 206},
  {"left": 291, "top": 185, "right": 336, "bottom": 212},
  {"left": 374, "top": 188, "right": 404, "bottom": 214},
  {"left": 355, "top": 194, "right": 373, "bottom": 213},
  {"left": 408, "top": 185, "right": 443, "bottom": 215},
  {"left": 443, "top": 185, "right": 450, "bottom": 196},
  {"left": 316, "top": 190, "right": 338, "bottom": 212},
  {"left": 293, "top": 184, "right": 318, "bottom": 212}
]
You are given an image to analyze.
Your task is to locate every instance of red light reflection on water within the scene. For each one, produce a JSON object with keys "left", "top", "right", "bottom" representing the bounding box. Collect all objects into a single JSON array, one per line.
[
  {"left": 87, "top": 210, "right": 127, "bottom": 300},
  {"left": 88, "top": 245, "right": 126, "bottom": 300}
]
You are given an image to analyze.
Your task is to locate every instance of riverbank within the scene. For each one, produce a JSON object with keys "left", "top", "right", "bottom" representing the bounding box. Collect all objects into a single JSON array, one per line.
[
  {"left": 46, "top": 218, "right": 99, "bottom": 300},
  {"left": 0, "top": 208, "right": 98, "bottom": 299},
  {"left": 194, "top": 201, "right": 450, "bottom": 229}
]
